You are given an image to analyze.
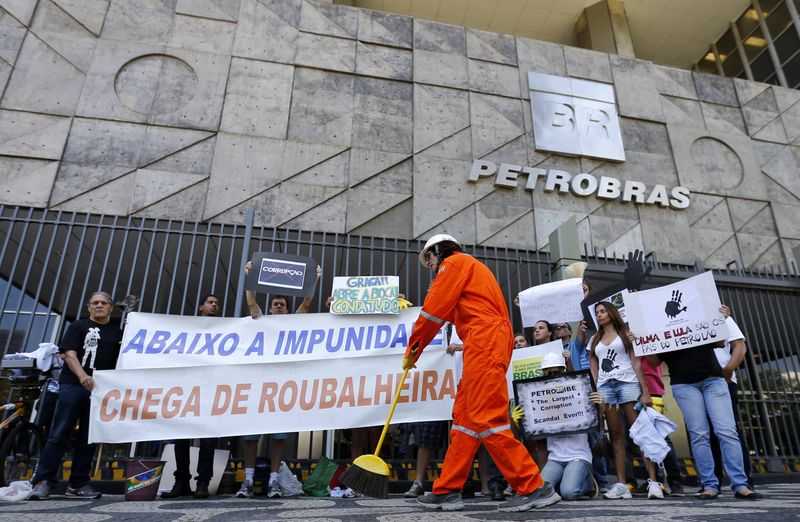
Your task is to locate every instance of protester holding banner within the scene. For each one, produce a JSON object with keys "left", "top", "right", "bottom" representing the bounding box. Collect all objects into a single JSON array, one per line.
[
  {"left": 587, "top": 301, "right": 662, "bottom": 500},
  {"left": 710, "top": 304, "right": 752, "bottom": 490},
  {"left": 526, "top": 320, "right": 559, "bottom": 467},
  {"left": 237, "top": 262, "right": 322, "bottom": 499},
  {"left": 536, "top": 352, "right": 601, "bottom": 500},
  {"left": 640, "top": 314, "right": 759, "bottom": 500},
  {"left": 30, "top": 291, "right": 122, "bottom": 501},
  {"left": 162, "top": 294, "right": 222, "bottom": 500},
  {"left": 404, "top": 234, "right": 560, "bottom": 513}
]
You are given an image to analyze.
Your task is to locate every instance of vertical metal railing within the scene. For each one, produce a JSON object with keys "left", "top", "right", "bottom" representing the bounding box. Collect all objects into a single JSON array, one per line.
[{"left": 0, "top": 206, "right": 798, "bottom": 468}]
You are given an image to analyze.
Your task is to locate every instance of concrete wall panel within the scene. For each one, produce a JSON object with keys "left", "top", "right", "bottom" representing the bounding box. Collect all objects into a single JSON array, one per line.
[{"left": 0, "top": 0, "right": 798, "bottom": 270}]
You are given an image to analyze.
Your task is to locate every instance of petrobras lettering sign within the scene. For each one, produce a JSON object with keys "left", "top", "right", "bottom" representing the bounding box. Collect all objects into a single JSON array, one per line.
[
  {"left": 528, "top": 72, "right": 625, "bottom": 162},
  {"left": 258, "top": 258, "right": 306, "bottom": 290},
  {"left": 468, "top": 160, "right": 691, "bottom": 210}
]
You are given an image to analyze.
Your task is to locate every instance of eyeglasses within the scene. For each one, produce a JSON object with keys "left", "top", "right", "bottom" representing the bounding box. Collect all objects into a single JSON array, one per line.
[{"left": 554, "top": 323, "right": 570, "bottom": 329}]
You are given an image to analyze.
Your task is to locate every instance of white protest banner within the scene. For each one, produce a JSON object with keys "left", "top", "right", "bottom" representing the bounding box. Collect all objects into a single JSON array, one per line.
[
  {"left": 519, "top": 278, "right": 585, "bottom": 327},
  {"left": 513, "top": 372, "right": 600, "bottom": 440},
  {"left": 625, "top": 271, "right": 729, "bottom": 356},
  {"left": 506, "top": 340, "right": 563, "bottom": 396},
  {"left": 117, "top": 308, "right": 444, "bottom": 369},
  {"left": 330, "top": 276, "right": 400, "bottom": 315},
  {"left": 90, "top": 348, "right": 456, "bottom": 443}
]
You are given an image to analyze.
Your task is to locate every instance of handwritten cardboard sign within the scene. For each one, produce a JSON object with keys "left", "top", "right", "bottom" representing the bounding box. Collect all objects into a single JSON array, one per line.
[
  {"left": 330, "top": 276, "right": 400, "bottom": 315},
  {"left": 625, "top": 271, "right": 729, "bottom": 356},
  {"left": 513, "top": 371, "right": 600, "bottom": 441},
  {"left": 519, "top": 278, "right": 585, "bottom": 327}
]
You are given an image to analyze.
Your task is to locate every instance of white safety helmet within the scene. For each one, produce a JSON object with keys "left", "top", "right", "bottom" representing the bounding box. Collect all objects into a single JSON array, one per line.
[
  {"left": 540, "top": 352, "right": 566, "bottom": 370},
  {"left": 418, "top": 234, "right": 461, "bottom": 266}
]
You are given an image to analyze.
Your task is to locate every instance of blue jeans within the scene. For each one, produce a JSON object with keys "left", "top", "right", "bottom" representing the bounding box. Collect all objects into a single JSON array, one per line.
[
  {"left": 31, "top": 383, "right": 94, "bottom": 487},
  {"left": 540, "top": 458, "right": 593, "bottom": 500},
  {"left": 672, "top": 377, "right": 749, "bottom": 493}
]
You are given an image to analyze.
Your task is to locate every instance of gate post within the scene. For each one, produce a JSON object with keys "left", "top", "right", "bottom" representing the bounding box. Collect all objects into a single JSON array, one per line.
[
  {"left": 234, "top": 207, "right": 255, "bottom": 318},
  {"left": 548, "top": 217, "right": 582, "bottom": 282}
]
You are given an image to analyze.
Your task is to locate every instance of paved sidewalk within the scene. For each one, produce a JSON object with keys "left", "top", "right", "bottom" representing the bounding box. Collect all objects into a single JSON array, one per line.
[{"left": 1, "top": 483, "right": 798, "bottom": 521}]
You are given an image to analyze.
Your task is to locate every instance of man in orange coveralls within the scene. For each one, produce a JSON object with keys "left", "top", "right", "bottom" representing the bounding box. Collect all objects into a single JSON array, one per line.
[{"left": 404, "top": 234, "right": 561, "bottom": 513}]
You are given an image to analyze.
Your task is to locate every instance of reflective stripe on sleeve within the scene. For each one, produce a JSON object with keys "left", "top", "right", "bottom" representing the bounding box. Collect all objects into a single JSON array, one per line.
[{"left": 420, "top": 310, "right": 445, "bottom": 324}]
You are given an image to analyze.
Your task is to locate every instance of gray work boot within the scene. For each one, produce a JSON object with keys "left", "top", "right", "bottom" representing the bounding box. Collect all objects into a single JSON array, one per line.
[
  {"left": 416, "top": 491, "right": 464, "bottom": 511},
  {"left": 403, "top": 481, "right": 424, "bottom": 498},
  {"left": 497, "top": 481, "right": 561, "bottom": 512}
]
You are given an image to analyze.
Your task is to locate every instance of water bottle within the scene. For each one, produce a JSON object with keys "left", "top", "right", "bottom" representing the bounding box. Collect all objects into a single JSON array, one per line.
[{"left": 634, "top": 400, "right": 645, "bottom": 412}]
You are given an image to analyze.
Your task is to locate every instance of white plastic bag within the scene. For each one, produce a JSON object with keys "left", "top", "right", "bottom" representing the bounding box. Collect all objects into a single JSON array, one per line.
[
  {"left": 0, "top": 480, "right": 33, "bottom": 502},
  {"left": 277, "top": 461, "right": 304, "bottom": 497}
]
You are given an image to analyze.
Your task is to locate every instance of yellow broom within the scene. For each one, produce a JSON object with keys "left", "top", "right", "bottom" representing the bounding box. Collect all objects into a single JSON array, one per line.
[{"left": 341, "top": 347, "right": 417, "bottom": 498}]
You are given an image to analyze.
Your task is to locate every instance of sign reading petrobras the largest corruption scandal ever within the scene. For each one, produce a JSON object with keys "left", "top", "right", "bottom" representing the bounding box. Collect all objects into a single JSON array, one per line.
[{"left": 467, "top": 71, "right": 691, "bottom": 210}]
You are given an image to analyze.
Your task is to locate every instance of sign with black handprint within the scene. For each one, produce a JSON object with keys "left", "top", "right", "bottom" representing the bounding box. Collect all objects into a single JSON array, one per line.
[{"left": 624, "top": 272, "right": 729, "bottom": 357}]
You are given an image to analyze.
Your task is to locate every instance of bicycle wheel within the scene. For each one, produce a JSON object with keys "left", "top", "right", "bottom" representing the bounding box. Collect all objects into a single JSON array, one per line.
[{"left": 0, "top": 422, "right": 44, "bottom": 485}]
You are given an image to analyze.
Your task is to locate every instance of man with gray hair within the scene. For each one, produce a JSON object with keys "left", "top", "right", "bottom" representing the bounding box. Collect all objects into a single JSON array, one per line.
[{"left": 29, "top": 291, "right": 122, "bottom": 500}]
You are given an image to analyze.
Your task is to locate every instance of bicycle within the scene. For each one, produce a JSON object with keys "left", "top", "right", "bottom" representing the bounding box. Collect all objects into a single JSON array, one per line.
[{"left": 0, "top": 359, "right": 50, "bottom": 486}]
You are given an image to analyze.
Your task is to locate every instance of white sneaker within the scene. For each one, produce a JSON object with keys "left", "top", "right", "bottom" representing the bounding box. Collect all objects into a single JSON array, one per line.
[
  {"left": 235, "top": 479, "right": 253, "bottom": 498},
  {"left": 603, "top": 482, "right": 632, "bottom": 499},
  {"left": 647, "top": 479, "right": 664, "bottom": 499},
  {"left": 267, "top": 480, "right": 282, "bottom": 498},
  {"left": 503, "top": 485, "right": 514, "bottom": 496}
]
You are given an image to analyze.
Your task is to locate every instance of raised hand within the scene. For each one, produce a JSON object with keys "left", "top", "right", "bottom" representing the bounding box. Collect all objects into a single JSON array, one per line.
[{"left": 624, "top": 249, "right": 652, "bottom": 291}]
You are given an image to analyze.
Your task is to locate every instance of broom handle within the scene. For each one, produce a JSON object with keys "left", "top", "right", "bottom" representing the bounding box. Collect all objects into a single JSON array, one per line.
[
  {"left": 373, "top": 365, "right": 411, "bottom": 457},
  {"left": 93, "top": 443, "right": 103, "bottom": 478}
]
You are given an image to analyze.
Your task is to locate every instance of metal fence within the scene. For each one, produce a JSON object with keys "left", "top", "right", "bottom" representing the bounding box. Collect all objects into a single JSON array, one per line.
[{"left": 1, "top": 205, "right": 799, "bottom": 470}]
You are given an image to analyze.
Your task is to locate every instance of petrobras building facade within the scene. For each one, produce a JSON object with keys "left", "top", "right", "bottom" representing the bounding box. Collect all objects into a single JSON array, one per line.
[{"left": 1, "top": 0, "right": 799, "bottom": 271}]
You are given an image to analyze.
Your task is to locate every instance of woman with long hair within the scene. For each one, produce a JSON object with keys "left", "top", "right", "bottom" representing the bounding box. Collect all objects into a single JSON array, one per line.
[{"left": 589, "top": 301, "right": 661, "bottom": 500}]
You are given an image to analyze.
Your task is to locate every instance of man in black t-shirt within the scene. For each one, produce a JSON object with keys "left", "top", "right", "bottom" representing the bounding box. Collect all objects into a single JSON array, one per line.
[{"left": 29, "top": 291, "right": 122, "bottom": 500}]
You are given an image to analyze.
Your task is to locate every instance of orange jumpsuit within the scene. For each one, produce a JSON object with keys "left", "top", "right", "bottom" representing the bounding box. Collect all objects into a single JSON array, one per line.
[{"left": 405, "top": 252, "right": 543, "bottom": 495}]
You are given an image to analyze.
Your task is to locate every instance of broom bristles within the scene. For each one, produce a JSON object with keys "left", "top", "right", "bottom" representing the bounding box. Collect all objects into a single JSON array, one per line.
[{"left": 341, "top": 464, "right": 389, "bottom": 498}]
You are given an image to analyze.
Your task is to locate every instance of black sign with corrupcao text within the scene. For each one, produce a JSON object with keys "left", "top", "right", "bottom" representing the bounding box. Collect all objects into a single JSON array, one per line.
[{"left": 245, "top": 252, "right": 318, "bottom": 297}]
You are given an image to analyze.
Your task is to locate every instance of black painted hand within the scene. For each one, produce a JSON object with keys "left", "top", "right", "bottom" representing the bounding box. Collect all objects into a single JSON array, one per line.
[{"left": 624, "top": 249, "right": 651, "bottom": 291}]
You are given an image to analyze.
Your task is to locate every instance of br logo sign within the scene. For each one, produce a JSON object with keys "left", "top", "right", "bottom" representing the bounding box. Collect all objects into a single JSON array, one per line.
[{"left": 528, "top": 72, "right": 626, "bottom": 162}]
